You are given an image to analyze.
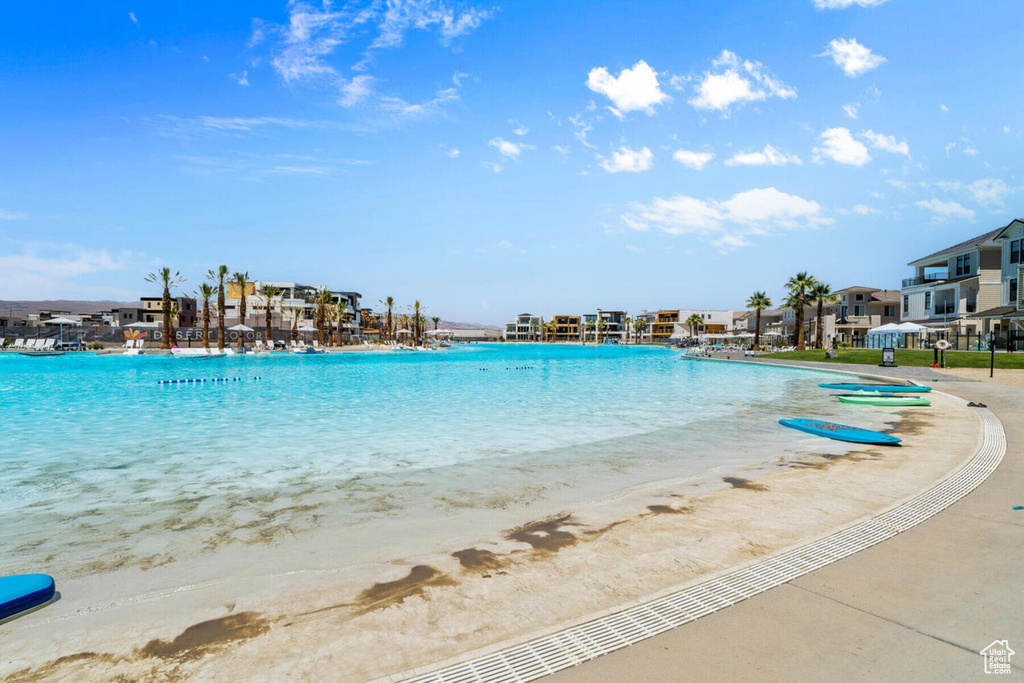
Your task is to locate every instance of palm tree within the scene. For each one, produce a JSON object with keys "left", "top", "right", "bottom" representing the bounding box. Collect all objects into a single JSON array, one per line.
[
  {"left": 325, "top": 306, "right": 337, "bottom": 347},
  {"left": 260, "top": 284, "right": 279, "bottom": 348},
  {"left": 290, "top": 308, "right": 300, "bottom": 342},
  {"left": 545, "top": 320, "right": 558, "bottom": 342},
  {"left": 633, "top": 318, "right": 648, "bottom": 344},
  {"left": 746, "top": 291, "right": 772, "bottom": 351},
  {"left": 596, "top": 317, "right": 606, "bottom": 344},
  {"left": 231, "top": 271, "right": 250, "bottom": 349},
  {"left": 431, "top": 315, "right": 441, "bottom": 332},
  {"left": 808, "top": 282, "right": 838, "bottom": 349},
  {"left": 381, "top": 297, "right": 395, "bottom": 342},
  {"left": 168, "top": 303, "right": 180, "bottom": 343},
  {"left": 336, "top": 299, "right": 349, "bottom": 346},
  {"left": 197, "top": 283, "right": 216, "bottom": 350},
  {"left": 314, "top": 289, "right": 332, "bottom": 346},
  {"left": 623, "top": 316, "right": 633, "bottom": 344},
  {"left": 529, "top": 318, "right": 541, "bottom": 343},
  {"left": 584, "top": 320, "right": 595, "bottom": 343},
  {"left": 412, "top": 300, "right": 423, "bottom": 344},
  {"left": 685, "top": 313, "right": 704, "bottom": 341},
  {"left": 208, "top": 265, "right": 229, "bottom": 350},
  {"left": 785, "top": 272, "right": 819, "bottom": 350},
  {"left": 145, "top": 267, "right": 185, "bottom": 350}
]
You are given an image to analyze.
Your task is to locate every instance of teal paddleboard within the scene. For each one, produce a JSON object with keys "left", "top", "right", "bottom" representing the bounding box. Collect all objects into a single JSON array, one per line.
[
  {"left": 837, "top": 394, "right": 931, "bottom": 406},
  {"left": 0, "top": 574, "right": 55, "bottom": 620},
  {"left": 818, "top": 383, "right": 931, "bottom": 393},
  {"left": 779, "top": 418, "right": 902, "bottom": 445}
]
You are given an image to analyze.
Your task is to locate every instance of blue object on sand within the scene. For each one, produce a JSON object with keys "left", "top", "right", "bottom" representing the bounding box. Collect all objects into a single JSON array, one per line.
[
  {"left": 779, "top": 418, "right": 902, "bottom": 446},
  {"left": 0, "top": 574, "right": 56, "bottom": 620},
  {"left": 818, "top": 383, "right": 931, "bottom": 393}
]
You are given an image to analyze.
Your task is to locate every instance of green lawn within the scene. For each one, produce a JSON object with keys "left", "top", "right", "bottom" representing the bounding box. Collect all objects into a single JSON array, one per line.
[{"left": 759, "top": 348, "right": 1024, "bottom": 369}]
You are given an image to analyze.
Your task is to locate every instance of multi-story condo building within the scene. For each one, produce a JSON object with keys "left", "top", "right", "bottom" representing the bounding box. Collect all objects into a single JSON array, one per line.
[
  {"left": 900, "top": 226, "right": 1006, "bottom": 335},
  {"left": 505, "top": 313, "right": 543, "bottom": 341},
  {"left": 974, "top": 218, "right": 1024, "bottom": 348},
  {"left": 825, "top": 287, "right": 900, "bottom": 343},
  {"left": 552, "top": 315, "right": 581, "bottom": 342}
]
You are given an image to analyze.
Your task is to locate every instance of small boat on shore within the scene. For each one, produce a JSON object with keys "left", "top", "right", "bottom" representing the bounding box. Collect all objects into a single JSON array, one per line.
[
  {"left": 837, "top": 394, "right": 931, "bottom": 406},
  {"left": 779, "top": 418, "right": 902, "bottom": 445},
  {"left": 818, "top": 383, "right": 931, "bottom": 393}
]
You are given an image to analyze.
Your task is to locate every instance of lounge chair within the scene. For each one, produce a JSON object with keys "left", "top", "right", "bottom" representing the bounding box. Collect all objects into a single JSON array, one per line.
[{"left": 41, "top": 339, "right": 56, "bottom": 350}]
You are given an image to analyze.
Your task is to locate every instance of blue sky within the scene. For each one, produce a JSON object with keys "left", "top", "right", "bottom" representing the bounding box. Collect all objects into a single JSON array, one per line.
[{"left": 0, "top": 0, "right": 1021, "bottom": 323}]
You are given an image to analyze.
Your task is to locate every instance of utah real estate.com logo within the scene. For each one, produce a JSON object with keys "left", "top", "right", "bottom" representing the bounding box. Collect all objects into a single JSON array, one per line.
[{"left": 981, "top": 640, "right": 1014, "bottom": 675}]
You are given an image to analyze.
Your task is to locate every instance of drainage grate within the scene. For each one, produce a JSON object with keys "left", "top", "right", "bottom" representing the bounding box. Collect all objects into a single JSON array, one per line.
[{"left": 387, "top": 407, "right": 1005, "bottom": 683}]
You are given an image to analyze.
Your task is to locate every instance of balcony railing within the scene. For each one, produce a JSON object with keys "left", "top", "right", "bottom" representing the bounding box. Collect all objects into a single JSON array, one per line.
[{"left": 902, "top": 273, "right": 948, "bottom": 288}]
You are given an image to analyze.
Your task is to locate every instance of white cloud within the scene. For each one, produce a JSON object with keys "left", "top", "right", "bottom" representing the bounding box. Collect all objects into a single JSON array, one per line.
[
  {"left": 489, "top": 137, "right": 531, "bottom": 159},
  {"left": 483, "top": 161, "right": 503, "bottom": 174},
  {"left": 861, "top": 129, "right": 909, "bottom": 156},
  {"left": 968, "top": 178, "right": 1011, "bottom": 206},
  {"left": 672, "top": 149, "right": 715, "bottom": 170},
  {"left": 0, "top": 242, "right": 145, "bottom": 299},
  {"left": 624, "top": 244, "right": 645, "bottom": 253},
  {"left": 599, "top": 146, "right": 654, "bottom": 173},
  {"left": 229, "top": 70, "right": 250, "bottom": 86},
  {"left": 843, "top": 102, "right": 860, "bottom": 119},
  {"left": 497, "top": 239, "right": 514, "bottom": 249},
  {"left": 622, "top": 187, "right": 830, "bottom": 251},
  {"left": 814, "top": 127, "right": 871, "bottom": 166},
  {"left": 916, "top": 199, "right": 975, "bottom": 222},
  {"left": 689, "top": 50, "right": 796, "bottom": 114},
  {"left": 552, "top": 145, "right": 570, "bottom": 156},
  {"left": 586, "top": 60, "right": 668, "bottom": 115},
  {"left": 510, "top": 121, "right": 529, "bottom": 136},
  {"left": 0, "top": 208, "right": 26, "bottom": 220},
  {"left": 378, "top": 87, "right": 459, "bottom": 118},
  {"left": 940, "top": 104, "right": 949, "bottom": 113},
  {"left": 963, "top": 146, "right": 979, "bottom": 156},
  {"left": 445, "top": 147, "right": 460, "bottom": 158},
  {"left": 568, "top": 114, "right": 595, "bottom": 149},
  {"left": 725, "top": 144, "right": 802, "bottom": 167},
  {"left": 372, "top": 2, "right": 492, "bottom": 49},
  {"left": 813, "top": 0, "right": 889, "bottom": 8},
  {"left": 129, "top": 11, "right": 138, "bottom": 24},
  {"left": 339, "top": 74, "right": 374, "bottom": 107},
  {"left": 843, "top": 204, "right": 882, "bottom": 215},
  {"left": 821, "top": 38, "right": 886, "bottom": 77}
]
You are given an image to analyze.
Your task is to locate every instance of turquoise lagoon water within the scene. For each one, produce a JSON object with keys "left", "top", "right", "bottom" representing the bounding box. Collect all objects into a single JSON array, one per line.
[{"left": 0, "top": 345, "right": 882, "bottom": 582}]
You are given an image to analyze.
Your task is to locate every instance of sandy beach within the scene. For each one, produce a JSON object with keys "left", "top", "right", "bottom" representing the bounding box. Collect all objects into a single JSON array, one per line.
[
  {"left": 1, "top": 391, "right": 982, "bottom": 682},
  {"left": 935, "top": 366, "right": 1024, "bottom": 387}
]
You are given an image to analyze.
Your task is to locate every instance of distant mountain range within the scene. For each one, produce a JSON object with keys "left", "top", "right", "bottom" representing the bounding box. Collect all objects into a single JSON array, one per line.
[{"left": 0, "top": 300, "right": 500, "bottom": 330}]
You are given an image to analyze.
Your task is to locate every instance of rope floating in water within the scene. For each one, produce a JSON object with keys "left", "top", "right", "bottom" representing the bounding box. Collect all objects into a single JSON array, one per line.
[{"left": 157, "top": 377, "right": 261, "bottom": 384}]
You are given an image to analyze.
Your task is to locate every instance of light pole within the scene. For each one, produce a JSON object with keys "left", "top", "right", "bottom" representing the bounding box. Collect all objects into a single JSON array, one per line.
[{"left": 987, "top": 332, "right": 996, "bottom": 378}]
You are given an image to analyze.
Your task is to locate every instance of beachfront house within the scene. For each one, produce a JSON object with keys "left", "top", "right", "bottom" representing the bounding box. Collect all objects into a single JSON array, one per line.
[
  {"left": 670, "top": 309, "right": 735, "bottom": 341},
  {"left": 552, "top": 315, "right": 581, "bottom": 342},
  {"left": 900, "top": 226, "right": 1005, "bottom": 339},
  {"left": 224, "top": 281, "right": 362, "bottom": 339},
  {"left": 140, "top": 296, "right": 198, "bottom": 328},
  {"left": 650, "top": 310, "right": 680, "bottom": 343},
  {"left": 582, "top": 310, "right": 628, "bottom": 343},
  {"left": 505, "top": 313, "right": 544, "bottom": 341}
]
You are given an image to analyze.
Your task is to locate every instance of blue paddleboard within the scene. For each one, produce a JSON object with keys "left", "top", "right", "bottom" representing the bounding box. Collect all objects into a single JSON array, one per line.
[
  {"left": 779, "top": 418, "right": 902, "bottom": 445},
  {"left": 0, "top": 574, "right": 56, "bottom": 620},
  {"left": 818, "top": 383, "right": 931, "bottom": 393}
]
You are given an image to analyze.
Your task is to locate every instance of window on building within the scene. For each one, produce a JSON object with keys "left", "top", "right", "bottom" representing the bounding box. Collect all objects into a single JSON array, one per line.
[
  {"left": 854, "top": 305, "right": 866, "bottom": 316},
  {"left": 1012, "top": 239, "right": 1021, "bottom": 265},
  {"left": 956, "top": 255, "right": 964, "bottom": 277},
  {"left": 963, "top": 253, "right": 971, "bottom": 274},
  {"left": 884, "top": 305, "right": 895, "bottom": 317},
  {"left": 1011, "top": 279, "right": 1019, "bottom": 306},
  {"left": 902, "top": 295, "right": 909, "bottom": 314},
  {"left": 855, "top": 293, "right": 864, "bottom": 301},
  {"left": 925, "top": 292, "right": 932, "bottom": 310}
]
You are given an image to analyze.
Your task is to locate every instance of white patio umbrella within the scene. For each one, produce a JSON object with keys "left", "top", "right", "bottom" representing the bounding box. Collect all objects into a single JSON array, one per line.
[
  {"left": 228, "top": 324, "right": 254, "bottom": 332},
  {"left": 43, "top": 316, "right": 80, "bottom": 345}
]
